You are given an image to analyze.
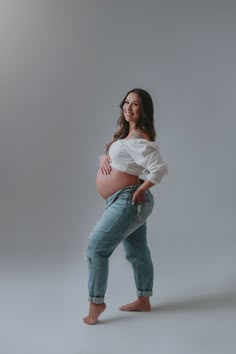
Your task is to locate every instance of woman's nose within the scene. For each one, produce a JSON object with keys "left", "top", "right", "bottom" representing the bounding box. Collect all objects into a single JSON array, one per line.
[{"left": 127, "top": 105, "right": 132, "bottom": 111}]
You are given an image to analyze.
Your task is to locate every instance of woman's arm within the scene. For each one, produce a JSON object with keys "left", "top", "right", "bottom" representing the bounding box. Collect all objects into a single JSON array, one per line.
[
  {"left": 132, "top": 180, "right": 155, "bottom": 204},
  {"left": 137, "top": 179, "right": 155, "bottom": 192}
]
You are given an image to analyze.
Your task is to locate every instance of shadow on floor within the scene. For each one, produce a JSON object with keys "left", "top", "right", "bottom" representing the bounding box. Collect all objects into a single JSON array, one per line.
[
  {"left": 151, "top": 290, "right": 236, "bottom": 312},
  {"left": 95, "top": 290, "right": 236, "bottom": 324}
]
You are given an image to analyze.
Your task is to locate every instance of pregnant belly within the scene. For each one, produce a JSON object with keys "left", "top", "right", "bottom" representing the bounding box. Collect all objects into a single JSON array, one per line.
[{"left": 96, "top": 167, "right": 141, "bottom": 199}]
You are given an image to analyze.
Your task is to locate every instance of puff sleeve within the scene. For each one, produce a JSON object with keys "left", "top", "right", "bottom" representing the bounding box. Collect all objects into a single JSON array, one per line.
[{"left": 124, "top": 139, "right": 168, "bottom": 184}]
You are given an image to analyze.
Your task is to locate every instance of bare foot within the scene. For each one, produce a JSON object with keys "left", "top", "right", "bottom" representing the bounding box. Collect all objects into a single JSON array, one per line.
[
  {"left": 83, "top": 302, "right": 106, "bottom": 325},
  {"left": 119, "top": 297, "right": 151, "bottom": 312}
]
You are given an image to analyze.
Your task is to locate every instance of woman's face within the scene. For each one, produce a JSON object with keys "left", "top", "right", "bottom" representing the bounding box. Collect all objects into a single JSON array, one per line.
[{"left": 123, "top": 92, "right": 142, "bottom": 124}]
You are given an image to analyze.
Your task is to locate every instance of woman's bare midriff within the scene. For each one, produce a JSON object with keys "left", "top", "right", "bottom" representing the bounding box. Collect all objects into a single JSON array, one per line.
[{"left": 96, "top": 167, "right": 141, "bottom": 199}]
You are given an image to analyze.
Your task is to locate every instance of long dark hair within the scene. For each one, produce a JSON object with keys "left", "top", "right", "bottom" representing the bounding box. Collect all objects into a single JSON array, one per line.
[{"left": 105, "top": 88, "right": 156, "bottom": 154}]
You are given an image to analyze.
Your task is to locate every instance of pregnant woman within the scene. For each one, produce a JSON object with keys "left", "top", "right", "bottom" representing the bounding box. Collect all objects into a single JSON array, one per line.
[{"left": 83, "top": 88, "right": 168, "bottom": 325}]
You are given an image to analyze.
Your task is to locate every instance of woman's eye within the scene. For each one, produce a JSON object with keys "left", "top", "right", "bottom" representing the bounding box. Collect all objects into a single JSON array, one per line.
[{"left": 124, "top": 101, "right": 139, "bottom": 107}]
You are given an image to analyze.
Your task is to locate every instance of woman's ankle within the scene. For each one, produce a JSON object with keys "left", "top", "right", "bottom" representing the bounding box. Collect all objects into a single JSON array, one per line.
[
  {"left": 138, "top": 296, "right": 150, "bottom": 303},
  {"left": 90, "top": 302, "right": 105, "bottom": 306}
]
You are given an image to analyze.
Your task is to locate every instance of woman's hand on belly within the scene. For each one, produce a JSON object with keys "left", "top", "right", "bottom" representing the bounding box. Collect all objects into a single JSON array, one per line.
[{"left": 99, "top": 154, "right": 112, "bottom": 175}]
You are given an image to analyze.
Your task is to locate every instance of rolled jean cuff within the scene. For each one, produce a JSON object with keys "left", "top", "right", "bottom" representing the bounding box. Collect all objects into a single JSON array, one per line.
[
  {"left": 88, "top": 296, "right": 105, "bottom": 304},
  {"left": 137, "top": 290, "right": 153, "bottom": 297}
]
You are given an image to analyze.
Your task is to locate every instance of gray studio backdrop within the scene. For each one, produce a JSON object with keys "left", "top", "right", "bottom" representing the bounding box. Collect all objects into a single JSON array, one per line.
[{"left": 0, "top": 1, "right": 235, "bottom": 353}]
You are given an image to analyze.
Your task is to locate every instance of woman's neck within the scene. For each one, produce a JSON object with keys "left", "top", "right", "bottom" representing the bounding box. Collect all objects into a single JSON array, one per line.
[{"left": 126, "top": 130, "right": 144, "bottom": 139}]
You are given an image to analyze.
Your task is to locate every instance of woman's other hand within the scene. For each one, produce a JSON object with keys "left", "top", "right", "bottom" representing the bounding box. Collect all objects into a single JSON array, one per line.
[
  {"left": 99, "top": 155, "right": 112, "bottom": 174},
  {"left": 132, "top": 189, "right": 146, "bottom": 204}
]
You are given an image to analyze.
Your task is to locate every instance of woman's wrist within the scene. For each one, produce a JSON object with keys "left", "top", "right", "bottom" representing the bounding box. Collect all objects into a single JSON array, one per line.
[{"left": 137, "top": 180, "right": 155, "bottom": 192}]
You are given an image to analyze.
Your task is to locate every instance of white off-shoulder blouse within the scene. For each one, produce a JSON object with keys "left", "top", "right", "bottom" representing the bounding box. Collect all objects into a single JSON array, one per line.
[{"left": 108, "top": 138, "right": 168, "bottom": 184}]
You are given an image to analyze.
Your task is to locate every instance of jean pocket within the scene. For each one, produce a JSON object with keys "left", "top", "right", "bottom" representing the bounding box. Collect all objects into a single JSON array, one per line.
[{"left": 105, "top": 194, "right": 119, "bottom": 209}]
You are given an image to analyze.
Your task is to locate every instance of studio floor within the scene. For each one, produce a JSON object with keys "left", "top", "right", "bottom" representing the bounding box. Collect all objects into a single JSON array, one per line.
[{"left": 1, "top": 228, "right": 236, "bottom": 354}]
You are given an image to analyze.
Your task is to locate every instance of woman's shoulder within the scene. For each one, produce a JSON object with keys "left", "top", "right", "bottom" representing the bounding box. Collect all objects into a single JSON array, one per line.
[
  {"left": 123, "top": 131, "right": 151, "bottom": 141},
  {"left": 122, "top": 135, "right": 159, "bottom": 151}
]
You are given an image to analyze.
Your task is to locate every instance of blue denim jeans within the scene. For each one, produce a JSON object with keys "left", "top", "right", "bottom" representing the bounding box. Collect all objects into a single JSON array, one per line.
[{"left": 86, "top": 184, "right": 154, "bottom": 304}]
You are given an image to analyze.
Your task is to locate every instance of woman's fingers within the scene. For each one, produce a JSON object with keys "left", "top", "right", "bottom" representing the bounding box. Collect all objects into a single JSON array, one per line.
[
  {"left": 106, "top": 163, "right": 112, "bottom": 171},
  {"left": 101, "top": 166, "right": 111, "bottom": 174},
  {"left": 100, "top": 158, "right": 112, "bottom": 174},
  {"left": 105, "top": 161, "right": 112, "bottom": 172}
]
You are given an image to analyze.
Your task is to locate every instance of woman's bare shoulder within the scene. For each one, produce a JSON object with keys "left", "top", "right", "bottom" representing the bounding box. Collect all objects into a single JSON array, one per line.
[
  {"left": 140, "top": 132, "right": 151, "bottom": 141},
  {"left": 126, "top": 131, "right": 151, "bottom": 141}
]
